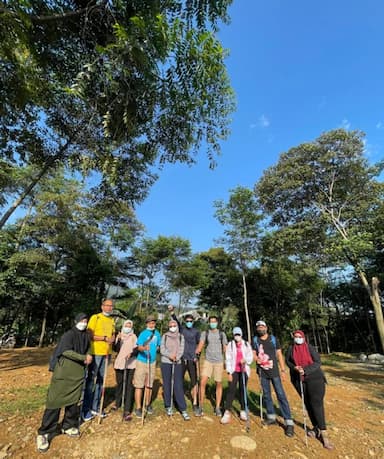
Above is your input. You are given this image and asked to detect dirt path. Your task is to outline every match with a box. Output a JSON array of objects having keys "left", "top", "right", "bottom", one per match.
[{"left": 0, "top": 348, "right": 383, "bottom": 459}]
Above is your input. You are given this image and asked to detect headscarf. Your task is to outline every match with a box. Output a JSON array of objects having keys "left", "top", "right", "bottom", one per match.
[
  {"left": 292, "top": 330, "right": 314, "bottom": 368},
  {"left": 163, "top": 320, "right": 180, "bottom": 356},
  {"left": 120, "top": 320, "right": 134, "bottom": 340}
]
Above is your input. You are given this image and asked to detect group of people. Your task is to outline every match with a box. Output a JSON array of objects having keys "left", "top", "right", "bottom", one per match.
[{"left": 36, "top": 299, "right": 334, "bottom": 453}]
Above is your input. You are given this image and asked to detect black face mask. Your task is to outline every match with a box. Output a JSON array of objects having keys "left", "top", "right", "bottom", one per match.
[{"left": 257, "top": 330, "right": 267, "bottom": 336}]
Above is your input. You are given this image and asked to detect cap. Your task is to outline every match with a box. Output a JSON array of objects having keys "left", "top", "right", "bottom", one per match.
[
  {"left": 145, "top": 315, "right": 157, "bottom": 323},
  {"left": 256, "top": 320, "right": 267, "bottom": 327},
  {"left": 232, "top": 327, "right": 243, "bottom": 336},
  {"left": 74, "top": 312, "right": 88, "bottom": 323}
]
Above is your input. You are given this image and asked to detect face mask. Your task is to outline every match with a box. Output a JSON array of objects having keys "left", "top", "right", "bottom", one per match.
[
  {"left": 294, "top": 337, "right": 304, "bottom": 345},
  {"left": 209, "top": 322, "right": 218, "bottom": 329},
  {"left": 257, "top": 329, "right": 267, "bottom": 336},
  {"left": 185, "top": 322, "right": 193, "bottom": 329},
  {"left": 76, "top": 322, "right": 87, "bottom": 331},
  {"left": 122, "top": 327, "right": 132, "bottom": 334},
  {"left": 147, "top": 325, "right": 155, "bottom": 331},
  {"left": 234, "top": 335, "right": 242, "bottom": 342},
  {"left": 169, "top": 326, "right": 178, "bottom": 333},
  {"left": 103, "top": 311, "right": 111, "bottom": 317}
]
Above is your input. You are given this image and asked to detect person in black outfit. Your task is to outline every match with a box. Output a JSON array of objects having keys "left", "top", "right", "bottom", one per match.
[
  {"left": 168, "top": 305, "right": 201, "bottom": 415},
  {"left": 285, "top": 330, "right": 334, "bottom": 450}
]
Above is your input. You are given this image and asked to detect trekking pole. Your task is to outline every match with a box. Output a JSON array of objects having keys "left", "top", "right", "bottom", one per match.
[
  {"left": 141, "top": 351, "right": 150, "bottom": 427},
  {"left": 241, "top": 366, "right": 250, "bottom": 433},
  {"left": 170, "top": 361, "right": 175, "bottom": 416},
  {"left": 98, "top": 354, "right": 109, "bottom": 425},
  {"left": 299, "top": 375, "right": 308, "bottom": 447},
  {"left": 121, "top": 357, "right": 128, "bottom": 422}
]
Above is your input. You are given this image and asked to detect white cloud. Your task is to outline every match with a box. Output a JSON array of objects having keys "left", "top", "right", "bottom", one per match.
[
  {"left": 340, "top": 118, "right": 351, "bottom": 130},
  {"left": 376, "top": 121, "right": 383, "bottom": 129},
  {"left": 258, "top": 114, "right": 270, "bottom": 128}
]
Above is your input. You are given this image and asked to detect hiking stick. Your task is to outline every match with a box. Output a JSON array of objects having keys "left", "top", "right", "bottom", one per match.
[
  {"left": 299, "top": 376, "right": 308, "bottom": 447},
  {"left": 241, "top": 367, "right": 250, "bottom": 433},
  {"left": 121, "top": 358, "right": 128, "bottom": 421},
  {"left": 98, "top": 354, "right": 109, "bottom": 425}
]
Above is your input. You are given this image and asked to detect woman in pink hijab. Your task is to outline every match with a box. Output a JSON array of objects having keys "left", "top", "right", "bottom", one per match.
[{"left": 285, "top": 330, "right": 334, "bottom": 450}]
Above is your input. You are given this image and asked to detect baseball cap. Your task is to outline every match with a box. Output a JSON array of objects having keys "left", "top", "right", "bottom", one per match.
[
  {"left": 256, "top": 320, "right": 267, "bottom": 327},
  {"left": 232, "top": 327, "right": 243, "bottom": 336}
]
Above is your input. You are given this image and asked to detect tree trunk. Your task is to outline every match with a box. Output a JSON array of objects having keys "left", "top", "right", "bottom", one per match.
[
  {"left": 241, "top": 271, "right": 251, "bottom": 343},
  {"left": 39, "top": 305, "right": 48, "bottom": 348},
  {"left": 357, "top": 272, "right": 384, "bottom": 353}
]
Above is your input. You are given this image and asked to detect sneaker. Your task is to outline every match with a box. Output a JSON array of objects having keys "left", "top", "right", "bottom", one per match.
[
  {"left": 146, "top": 405, "right": 154, "bottom": 415},
  {"left": 81, "top": 411, "right": 94, "bottom": 422},
  {"left": 181, "top": 411, "right": 190, "bottom": 421},
  {"left": 194, "top": 406, "right": 203, "bottom": 417},
  {"left": 135, "top": 408, "right": 143, "bottom": 418},
  {"left": 240, "top": 410, "right": 248, "bottom": 421},
  {"left": 123, "top": 413, "right": 133, "bottom": 421},
  {"left": 285, "top": 425, "right": 294, "bottom": 437},
  {"left": 307, "top": 428, "right": 318, "bottom": 438},
  {"left": 263, "top": 417, "right": 277, "bottom": 426},
  {"left": 220, "top": 411, "right": 231, "bottom": 424},
  {"left": 166, "top": 407, "right": 173, "bottom": 416},
  {"left": 91, "top": 410, "right": 107, "bottom": 418},
  {"left": 36, "top": 434, "right": 49, "bottom": 453},
  {"left": 214, "top": 407, "right": 222, "bottom": 416},
  {"left": 61, "top": 427, "right": 79, "bottom": 437}
]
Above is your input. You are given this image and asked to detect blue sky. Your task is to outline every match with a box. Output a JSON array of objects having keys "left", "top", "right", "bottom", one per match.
[{"left": 136, "top": 0, "right": 384, "bottom": 253}]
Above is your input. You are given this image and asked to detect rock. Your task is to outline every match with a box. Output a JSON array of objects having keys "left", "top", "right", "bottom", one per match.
[
  {"left": 367, "top": 353, "right": 384, "bottom": 364},
  {"left": 358, "top": 353, "right": 367, "bottom": 362},
  {"left": 230, "top": 435, "right": 257, "bottom": 451},
  {"left": 180, "top": 437, "right": 190, "bottom": 443},
  {"left": 202, "top": 416, "right": 214, "bottom": 422}
]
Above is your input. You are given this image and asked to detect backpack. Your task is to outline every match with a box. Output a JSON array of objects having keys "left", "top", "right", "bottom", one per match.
[{"left": 253, "top": 335, "right": 277, "bottom": 353}]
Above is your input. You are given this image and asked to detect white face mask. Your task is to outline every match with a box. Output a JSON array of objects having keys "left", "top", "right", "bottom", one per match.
[
  {"left": 234, "top": 335, "right": 242, "bottom": 342},
  {"left": 76, "top": 322, "right": 87, "bottom": 331},
  {"left": 103, "top": 311, "right": 111, "bottom": 317},
  {"left": 169, "top": 326, "right": 178, "bottom": 333},
  {"left": 122, "top": 327, "right": 132, "bottom": 334},
  {"left": 294, "top": 337, "right": 304, "bottom": 345}
]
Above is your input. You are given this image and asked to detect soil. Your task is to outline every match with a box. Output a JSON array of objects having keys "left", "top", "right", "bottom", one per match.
[{"left": 0, "top": 348, "right": 383, "bottom": 459}]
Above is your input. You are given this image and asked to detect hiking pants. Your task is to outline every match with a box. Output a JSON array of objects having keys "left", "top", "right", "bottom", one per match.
[
  {"left": 115, "top": 368, "right": 135, "bottom": 413},
  {"left": 261, "top": 375, "right": 292, "bottom": 420},
  {"left": 161, "top": 362, "right": 187, "bottom": 411},
  {"left": 225, "top": 371, "right": 248, "bottom": 411},
  {"left": 293, "top": 376, "right": 326, "bottom": 430},
  {"left": 38, "top": 404, "right": 79, "bottom": 435}
]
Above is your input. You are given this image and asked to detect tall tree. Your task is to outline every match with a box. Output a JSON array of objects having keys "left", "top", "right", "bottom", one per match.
[{"left": 256, "top": 129, "right": 384, "bottom": 351}]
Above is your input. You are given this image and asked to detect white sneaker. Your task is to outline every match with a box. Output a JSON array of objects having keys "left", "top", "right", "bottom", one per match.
[
  {"left": 220, "top": 410, "right": 231, "bottom": 424},
  {"left": 36, "top": 434, "right": 49, "bottom": 453},
  {"left": 62, "top": 427, "right": 80, "bottom": 437},
  {"left": 240, "top": 410, "right": 248, "bottom": 421}
]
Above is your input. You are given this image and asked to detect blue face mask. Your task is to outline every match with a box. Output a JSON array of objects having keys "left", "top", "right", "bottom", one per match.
[
  {"left": 185, "top": 322, "right": 193, "bottom": 329},
  {"left": 209, "top": 322, "right": 218, "bottom": 329}
]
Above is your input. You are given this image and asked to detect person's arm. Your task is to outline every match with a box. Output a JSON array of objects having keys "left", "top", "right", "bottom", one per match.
[
  {"left": 195, "top": 331, "right": 206, "bottom": 355},
  {"left": 302, "top": 345, "right": 322, "bottom": 375},
  {"left": 244, "top": 343, "right": 254, "bottom": 365}
]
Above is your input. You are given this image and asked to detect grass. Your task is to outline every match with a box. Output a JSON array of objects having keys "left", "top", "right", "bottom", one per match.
[{"left": 0, "top": 384, "right": 48, "bottom": 417}]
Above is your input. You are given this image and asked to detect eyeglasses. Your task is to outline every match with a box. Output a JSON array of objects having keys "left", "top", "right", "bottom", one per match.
[{"left": 185, "top": 321, "right": 193, "bottom": 323}]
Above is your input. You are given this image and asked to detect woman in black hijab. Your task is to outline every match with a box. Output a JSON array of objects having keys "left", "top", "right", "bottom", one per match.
[{"left": 36, "top": 313, "right": 92, "bottom": 453}]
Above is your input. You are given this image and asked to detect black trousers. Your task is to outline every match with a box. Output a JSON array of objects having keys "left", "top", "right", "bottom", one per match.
[
  {"left": 294, "top": 376, "right": 326, "bottom": 430},
  {"left": 38, "top": 403, "right": 79, "bottom": 435},
  {"left": 225, "top": 372, "right": 248, "bottom": 411},
  {"left": 115, "top": 368, "right": 135, "bottom": 413}
]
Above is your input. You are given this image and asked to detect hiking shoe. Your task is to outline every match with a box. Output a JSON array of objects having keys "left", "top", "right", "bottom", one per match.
[
  {"left": 135, "top": 409, "right": 143, "bottom": 418},
  {"left": 61, "top": 427, "right": 79, "bottom": 437},
  {"left": 146, "top": 405, "right": 154, "bottom": 415},
  {"left": 81, "top": 411, "right": 94, "bottom": 422},
  {"left": 91, "top": 410, "right": 107, "bottom": 418},
  {"left": 240, "top": 410, "right": 248, "bottom": 421},
  {"left": 36, "top": 434, "right": 49, "bottom": 453},
  {"left": 263, "top": 417, "right": 277, "bottom": 426},
  {"left": 123, "top": 413, "right": 132, "bottom": 421},
  {"left": 181, "top": 411, "right": 190, "bottom": 421},
  {"left": 194, "top": 406, "right": 203, "bottom": 417},
  {"left": 214, "top": 407, "right": 222, "bottom": 416},
  {"left": 307, "top": 428, "right": 318, "bottom": 438},
  {"left": 285, "top": 425, "right": 294, "bottom": 437},
  {"left": 166, "top": 407, "right": 173, "bottom": 416},
  {"left": 220, "top": 411, "right": 231, "bottom": 424}
]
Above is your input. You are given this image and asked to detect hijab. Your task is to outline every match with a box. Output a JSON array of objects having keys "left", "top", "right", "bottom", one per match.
[{"left": 292, "top": 330, "right": 314, "bottom": 367}]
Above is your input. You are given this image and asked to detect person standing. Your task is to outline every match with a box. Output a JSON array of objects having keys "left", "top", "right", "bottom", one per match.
[
  {"left": 196, "top": 316, "right": 227, "bottom": 416},
  {"left": 133, "top": 315, "right": 161, "bottom": 417},
  {"left": 81, "top": 298, "right": 115, "bottom": 421},
  {"left": 285, "top": 330, "right": 334, "bottom": 449},
  {"left": 221, "top": 327, "right": 253, "bottom": 424},
  {"left": 36, "top": 313, "right": 92, "bottom": 453},
  {"left": 112, "top": 319, "right": 137, "bottom": 421},
  {"left": 253, "top": 320, "right": 294, "bottom": 437},
  {"left": 168, "top": 305, "right": 201, "bottom": 415},
  {"left": 160, "top": 318, "right": 190, "bottom": 420}
]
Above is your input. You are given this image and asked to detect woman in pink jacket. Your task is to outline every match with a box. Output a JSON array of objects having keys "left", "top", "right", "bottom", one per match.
[{"left": 221, "top": 327, "right": 253, "bottom": 424}]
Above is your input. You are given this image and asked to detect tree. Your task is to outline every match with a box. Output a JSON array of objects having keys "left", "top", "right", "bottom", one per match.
[
  {"left": 0, "top": 0, "right": 235, "bottom": 227},
  {"left": 214, "top": 186, "right": 263, "bottom": 341},
  {"left": 256, "top": 129, "right": 384, "bottom": 352}
]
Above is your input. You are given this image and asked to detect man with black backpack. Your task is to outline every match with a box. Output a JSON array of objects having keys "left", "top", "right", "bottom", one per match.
[
  {"left": 253, "top": 320, "right": 295, "bottom": 437},
  {"left": 196, "top": 315, "right": 227, "bottom": 416}
]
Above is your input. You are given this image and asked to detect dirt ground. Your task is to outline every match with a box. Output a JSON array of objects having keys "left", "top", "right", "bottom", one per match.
[{"left": 0, "top": 348, "right": 383, "bottom": 459}]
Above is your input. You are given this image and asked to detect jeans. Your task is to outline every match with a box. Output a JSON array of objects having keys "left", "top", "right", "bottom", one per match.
[
  {"left": 261, "top": 375, "right": 292, "bottom": 421},
  {"left": 82, "top": 355, "right": 108, "bottom": 414}
]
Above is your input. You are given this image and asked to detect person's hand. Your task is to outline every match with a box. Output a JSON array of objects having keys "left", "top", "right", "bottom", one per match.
[
  {"left": 240, "top": 358, "right": 246, "bottom": 364},
  {"left": 167, "top": 305, "right": 175, "bottom": 313},
  {"left": 106, "top": 336, "right": 115, "bottom": 344},
  {"left": 85, "top": 354, "right": 93, "bottom": 365},
  {"left": 227, "top": 373, "right": 233, "bottom": 383},
  {"left": 170, "top": 354, "right": 177, "bottom": 361},
  {"left": 281, "top": 371, "right": 287, "bottom": 381}
]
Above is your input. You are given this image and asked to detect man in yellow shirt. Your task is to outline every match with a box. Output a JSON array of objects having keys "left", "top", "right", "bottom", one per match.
[{"left": 82, "top": 299, "right": 115, "bottom": 421}]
